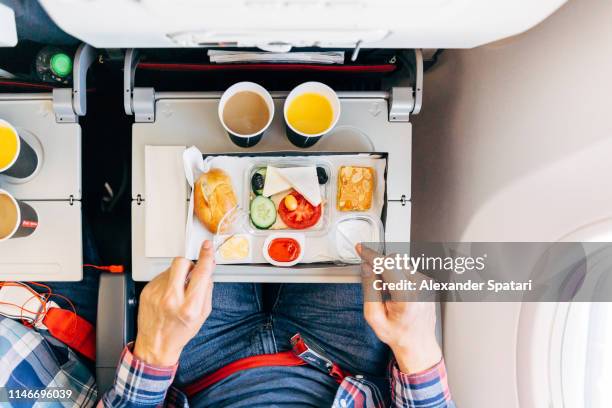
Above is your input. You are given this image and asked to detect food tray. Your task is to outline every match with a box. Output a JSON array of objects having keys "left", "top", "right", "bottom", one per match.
[
  {"left": 184, "top": 147, "right": 388, "bottom": 264},
  {"left": 244, "top": 157, "right": 332, "bottom": 236}
]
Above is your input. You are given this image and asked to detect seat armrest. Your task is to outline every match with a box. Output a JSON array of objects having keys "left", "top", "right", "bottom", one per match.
[{"left": 96, "top": 273, "right": 136, "bottom": 395}]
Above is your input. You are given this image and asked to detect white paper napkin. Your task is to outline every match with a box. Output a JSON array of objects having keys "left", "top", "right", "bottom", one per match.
[{"left": 144, "top": 145, "right": 187, "bottom": 257}]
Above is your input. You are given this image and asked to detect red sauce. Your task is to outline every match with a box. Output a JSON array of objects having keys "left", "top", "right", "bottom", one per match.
[{"left": 268, "top": 238, "right": 301, "bottom": 263}]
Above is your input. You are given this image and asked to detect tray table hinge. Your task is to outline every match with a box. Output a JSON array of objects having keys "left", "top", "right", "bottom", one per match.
[
  {"left": 388, "top": 49, "right": 423, "bottom": 122},
  {"left": 53, "top": 88, "right": 77, "bottom": 123},
  {"left": 133, "top": 88, "right": 156, "bottom": 123},
  {"left": 412, "top": 49, "right": 423, "bottom": 115},
  {"left": 52, "top": 43, "right": 96, "bottom": 124},
  {"left": 125, "top": 49, "right": 156, "bottom": 123},
  {"left": 389, "top": 87, "right": 414, "bottom": 122}
]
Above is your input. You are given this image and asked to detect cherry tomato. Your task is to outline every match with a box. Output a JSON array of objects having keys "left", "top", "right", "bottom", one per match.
[
  {"left": 284, "top": 194, "right": 298, "bottom": 211},
  {"left": 278, "top": 190, "right": 322, "bottom": 229}
]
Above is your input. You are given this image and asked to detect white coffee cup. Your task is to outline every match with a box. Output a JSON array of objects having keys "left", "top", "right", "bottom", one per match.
[
  {"left": 218, "top": 82, "right": 274, "bottom": 148},
  {"left": 0, "top": 189, "right": 39, "bottom": 241}
]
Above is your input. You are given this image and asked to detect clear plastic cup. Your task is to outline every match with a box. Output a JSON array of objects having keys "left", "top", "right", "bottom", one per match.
[{"left": 333, "top": 215, "right": 384, "bottom": 264}]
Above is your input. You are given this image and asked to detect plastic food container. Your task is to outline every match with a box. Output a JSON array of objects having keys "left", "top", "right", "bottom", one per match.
[
  {"left": 213, "top": 207, "right": 253, "bottom": 264},
  {"left": 333, "top": 215, "right": 384, "bottom": 264},
  {"left": 214, "top": 234, "right": 253, "bottom": 264},
  {"left": 262, "top": 232, "right": 305, "bottom": 267},
  {"left": 244, "top": 157, "right": 332, "bottom": 236}
]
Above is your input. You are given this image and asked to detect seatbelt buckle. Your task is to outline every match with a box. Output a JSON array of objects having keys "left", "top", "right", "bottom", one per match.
[
  {"left": 32, "top": 301, "right": 60, "bottom": 330},
  {"left": 0, "top": 283, "right": 58, "bottom": 329},
  {"left": 291, "top": 333, "right": 349, "bottom": 382}
]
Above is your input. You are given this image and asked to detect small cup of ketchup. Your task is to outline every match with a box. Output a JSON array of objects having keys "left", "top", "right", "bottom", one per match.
[{"left": 263, "top": 233, "right": 305, "bottom": 267}]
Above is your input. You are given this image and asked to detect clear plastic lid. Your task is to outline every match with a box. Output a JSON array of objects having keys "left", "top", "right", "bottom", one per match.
[
  {"left": 213, "top": 206, "right": 253, "bottom": 263},
  {"left": 333, "top": 215, "right": 384, "bottom": 264}
]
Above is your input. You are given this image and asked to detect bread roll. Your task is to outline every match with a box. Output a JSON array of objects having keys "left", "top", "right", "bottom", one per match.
[{"left": 194, "top": 169, "right": 237, "bottom": 233}]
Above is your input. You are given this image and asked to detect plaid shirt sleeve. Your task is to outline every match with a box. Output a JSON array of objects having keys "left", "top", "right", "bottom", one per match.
[
  {"left": 333, "top": 375, "right": 387, "bottom": 408},
  {"left": 0, "top": 316, "right": 98, "bottom": 407},
  {"left": 100, "top": 343, "right": 186, "bottom": 408},
  {"left": 390, "top": 359, "right": 454, "bottom": 408}
]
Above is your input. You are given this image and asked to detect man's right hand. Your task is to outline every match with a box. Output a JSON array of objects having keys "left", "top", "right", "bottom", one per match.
[
  {"left": 133, "top": 240, "right": 215, "bottom": 367},
  {"left": 357, "top": 244, "right": 442, "bottom": 375}
]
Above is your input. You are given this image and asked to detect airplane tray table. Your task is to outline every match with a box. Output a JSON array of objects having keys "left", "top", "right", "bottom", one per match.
[
  {"left": 0, "top": 96, "right": 82, "bottom": 281},
  {"left": 132, "top": 96, "right": 412, "bottom": 282},
  {"left": 0, "top": 98, "right": 81, "bottom": 200},
  {"left": 0, "top": 201, "right": 82, "bottom": 281}
]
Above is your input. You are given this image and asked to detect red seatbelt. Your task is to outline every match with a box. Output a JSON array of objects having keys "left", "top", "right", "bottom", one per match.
[
  {"left": 0, "top": 283, "right": 96, "bottom": 361},
  {"left": 182, "top": 333, "right": 351, "bottom": 397},
  {"left": 42, "top": 308, "right": 96, "bottom": 361},
  {"left": 183, "top": 351, "right": 306, "bottom": 397}
]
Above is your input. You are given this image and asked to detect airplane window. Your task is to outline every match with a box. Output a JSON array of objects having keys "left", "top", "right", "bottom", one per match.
[
  {"left": 558, "top": 225, "right": 612, "bottom": 407},
  {"left": 562, "top": 303, "right": 612, "bottom": 407},
  {"left": 583, "top": 303, "right": 612, "bottom": 407}
]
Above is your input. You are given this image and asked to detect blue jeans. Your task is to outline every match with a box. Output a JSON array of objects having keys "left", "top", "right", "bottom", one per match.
[{"left": 176, "top": 283, "right": 390, "bottom": 407}]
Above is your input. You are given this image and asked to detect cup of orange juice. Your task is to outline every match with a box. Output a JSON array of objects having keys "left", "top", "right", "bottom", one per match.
[
  {"left": 284, "top": 82, "right": 341, "bottom": 148},
  {"left": 0, "top": 119, "right": 39, "bottom": 180}
]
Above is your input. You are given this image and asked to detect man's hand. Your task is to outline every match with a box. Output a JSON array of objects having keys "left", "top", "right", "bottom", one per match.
[
  {"left": 133, "top": 240, "right": 215, "bottom": 367},
  {"left": 357, "top": 244, "right": 442, "bottom": 375}
]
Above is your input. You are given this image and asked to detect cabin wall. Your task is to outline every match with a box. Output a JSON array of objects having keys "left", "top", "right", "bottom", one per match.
[
  {"left": 413, "top": 0, "right": 612, "bottom": 243},
  {"left": 412, "top": 0, "right": 612, "bottom": 406}
]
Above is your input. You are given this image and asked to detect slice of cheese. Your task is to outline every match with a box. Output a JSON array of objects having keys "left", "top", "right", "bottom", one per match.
[
  {"left": 277, "top": 166, "right": 322, "bottom": 206},
  {"left": 218, "top": 235, "right": 250, "bottom": 261},
  {"left": 262, "top": 166, "right": 291, "bottom": 197}
]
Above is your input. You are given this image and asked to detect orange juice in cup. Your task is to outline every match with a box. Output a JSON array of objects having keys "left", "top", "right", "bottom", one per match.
[
  {"left": 0, "top": 123, "right": 19, "bottom": 171},
  {"left": 284, "top": 82, "right": 341, "bottom": 148},
  {"left": 0, "top": 119, "right": 39, "bottom": 179}
]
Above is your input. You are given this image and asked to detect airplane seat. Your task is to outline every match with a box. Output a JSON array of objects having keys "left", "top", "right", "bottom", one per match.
[{"left": 96, "top": 271, "right": 136, "bottom": 394}]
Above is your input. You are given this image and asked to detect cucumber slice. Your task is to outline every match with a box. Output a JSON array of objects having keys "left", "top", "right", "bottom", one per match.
[{"left": 250, "top": 195, "right": 276, "bottom": 229}]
